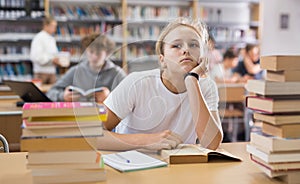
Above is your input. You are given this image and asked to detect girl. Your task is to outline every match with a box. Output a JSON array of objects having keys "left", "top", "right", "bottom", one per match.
[{"left": 99, "top": 17, "right": 223, "bottom": 151}]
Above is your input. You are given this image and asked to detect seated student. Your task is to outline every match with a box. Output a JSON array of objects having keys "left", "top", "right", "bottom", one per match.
[
  {"left": 207, "top": 33, "right": 223, "bottom": 71},
  {"left": 98, "top": 17, "right": 223, "bottom": 151},
  {"left": 210, "top": 49, "right": 239, "bottom": 83},
  {"left": 232, "top": 44, "right": 264, "bottom": 82},
  {"left": 46, "top": 33, "right": 126, "bottom": 103}
]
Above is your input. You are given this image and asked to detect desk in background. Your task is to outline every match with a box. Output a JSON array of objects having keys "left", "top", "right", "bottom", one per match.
[
  {"left": 0, "top": 98, "right": 22, "bottom": 151},
  {"left": 0, "top": 142, "right": 286, "bottom": 184},
  {"left": 0, "top": 84, "right": 52, "bottom": 151},
  {"left": 218, "top": 83, "right": 247, "bottom": 142}
]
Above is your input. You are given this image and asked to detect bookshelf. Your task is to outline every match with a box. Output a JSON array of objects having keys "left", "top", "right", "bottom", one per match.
[
  {"left": 123, "top": 0, "right": 259, "bottom": 72},
  {"left": 197, "top": 1, "right": 259, "bottom": 49},
  {"left": 0, "top": 0, "right": 44, "bottom": 82},
  {"left": 124, "top": 0, "right": 195, "bottom": 72},
  {"left": 45, "top": 0, "right": 123, "bottom": 67},
  {"left": 0, "top": 0, "right": 260, "bottom": 81}
]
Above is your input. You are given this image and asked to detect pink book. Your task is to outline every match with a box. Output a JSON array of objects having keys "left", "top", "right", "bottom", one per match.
[{"left": 22, "top": 102, "right": 107, "bottom": 118}]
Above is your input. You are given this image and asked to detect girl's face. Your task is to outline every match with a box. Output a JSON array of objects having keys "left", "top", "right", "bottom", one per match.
[
  {"left": 161, "top": 25, "right": 202, "bottom": 74},
  {"left": 86, "top": 49, "right": 106, "bottom": 69}
]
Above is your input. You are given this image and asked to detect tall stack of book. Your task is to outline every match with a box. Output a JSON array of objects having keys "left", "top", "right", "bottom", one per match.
[
  {"left": 245, "top": 55, "right": 300, "bottom": 184},
  {"left": 20, "top": 102, "right": 107, "bottom": 184}
]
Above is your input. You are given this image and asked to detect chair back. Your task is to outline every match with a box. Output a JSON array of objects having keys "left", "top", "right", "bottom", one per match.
[{"left": 0, "top": 134, "right": 9, "bottom": 153}]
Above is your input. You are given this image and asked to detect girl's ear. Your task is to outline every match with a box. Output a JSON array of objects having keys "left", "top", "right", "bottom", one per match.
[{"left": 159, "top": 54, "right": 167, "bottom": 68}]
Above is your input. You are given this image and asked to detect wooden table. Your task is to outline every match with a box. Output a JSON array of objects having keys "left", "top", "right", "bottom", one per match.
[{"left": 0, "top": 142, "right": 286, "bottom": 184}]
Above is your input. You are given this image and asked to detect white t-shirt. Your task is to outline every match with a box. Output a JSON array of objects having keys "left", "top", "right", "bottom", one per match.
[
  {"left": 104, "top": 69, "right": 219, "bottom": 144},
  {"left": 30, "top": 30, "right": 58, "bottom": 74},
  {"left": 210, "top": 63, "right": 233, "bottom": 81}
]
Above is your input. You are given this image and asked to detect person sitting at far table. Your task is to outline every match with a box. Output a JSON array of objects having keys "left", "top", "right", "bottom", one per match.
[
  {"left": 46, "top": 33, "right": 126, "bottom": 103},
  {"left": 210, "top": 49, "right": 239, "bottom": 83}
]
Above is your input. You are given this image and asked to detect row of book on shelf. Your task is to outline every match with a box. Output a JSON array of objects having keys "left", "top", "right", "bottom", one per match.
[
  {"left": 20, "top": 102, "right": 107, "bottom": 183},
  {"left": 0, "top": 62, "right": 32, "bottom": 77},
  {"left": 50, "top": 4, "right": 121, "bottom": 20},
  {"left": 56, "top": 22, "right": 122, "bottom": 40},
  {"left": 245, "top": 55, "right": 300, "bottom": 183}
]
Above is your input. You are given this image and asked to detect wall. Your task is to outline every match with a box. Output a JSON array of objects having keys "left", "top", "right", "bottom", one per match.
[
  {"left": 199, "top": 2, "right": 250, "bottom": 23},
  {"left": 260, "top": 0, "right": 300, "bottom": 56}
]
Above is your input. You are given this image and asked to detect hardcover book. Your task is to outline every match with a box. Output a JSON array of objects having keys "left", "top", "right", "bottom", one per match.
[
  {"left": 246, "top": 96, "right": 300, "bottom": 114},
  {"left": 160, "top": 144, "right": 241, "bottom": 164},
  {"left": 251, "top": 157, "right": 300, "bottom": 179},
  {"left": 245, "top": 79, "right": 300, "bottom": 96},
  {"left": 22, "top": 102, "right": 107, "bottom": 118},
  {"left": 246, "top": 144, "right": 300, "bottom": 163},
  {"left": 20, "top": 137, "right": 99, "bottom": 152},
  {"left": 266, "top": 70, "right": 300, "bottom": 82},
  {"left": 27, "top": 150, "right": 101, "bottom": 164},
  {"left": 21, "top": 125, "right": 103, "bottom": 138},
  {"left": 260, "top": 55, "right": 300, "bottom": 71},
  {"left": 250, "top": 132, "right": 300, "bottom": 153},
  {"left": 262, "top": 122, "right": 300, "bottom": 139},
  {"left": 32, "top": 168, "right": 106, "bottom": 184},
  {"left": 253, "top": 112, "right": 300, "bottom": 125},
  {"left": 23, "top": 115, "right": 104, "bottom": 129},
  {"left": 251, "top": 154, "right": 300, "bottom": 172}
]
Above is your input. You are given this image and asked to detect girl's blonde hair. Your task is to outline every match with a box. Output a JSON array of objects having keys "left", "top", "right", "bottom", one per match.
[{"left": 155, "top": 17, "right": 209, "bottom": 56}]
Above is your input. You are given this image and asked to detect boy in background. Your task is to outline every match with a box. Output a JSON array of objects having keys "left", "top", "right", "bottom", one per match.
[{"left": 47, "top": 33, "right": 126, "bottom": 103}]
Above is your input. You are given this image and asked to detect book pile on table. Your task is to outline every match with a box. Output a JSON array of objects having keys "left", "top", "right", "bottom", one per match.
[
  {"left": 245, "top": 55, "right": 300, "bottom": 184},
  {"left": 20, "top": 102, "right": 107, "bottom": 184}
]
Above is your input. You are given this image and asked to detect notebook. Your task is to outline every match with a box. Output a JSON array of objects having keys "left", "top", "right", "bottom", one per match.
[
  {"left": 3, "top": 80, "right": 52, "bottom": 103},
  {"left": 103, "top": 150, "right": 167, "bottom": 172}
]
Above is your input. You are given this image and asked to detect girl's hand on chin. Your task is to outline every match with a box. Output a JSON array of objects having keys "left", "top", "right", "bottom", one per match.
[{"left": 191, "top": 57, "right": 209, "bottom": 76}]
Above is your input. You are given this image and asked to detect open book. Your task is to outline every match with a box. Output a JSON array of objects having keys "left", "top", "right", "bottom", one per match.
[
  {"left": 103, "top": 150, "right": 167, "bottom": 172},
  {"left": 69, "top": 86, "right": 104, "bottom": 97},
  {"left": 161, "top": 144, "right": 242, "bottom": 164}
]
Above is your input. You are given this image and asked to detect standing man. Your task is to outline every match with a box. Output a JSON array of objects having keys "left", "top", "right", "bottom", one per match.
[{"left": 30, "top": 16, "right": 61, "bottom": 84}]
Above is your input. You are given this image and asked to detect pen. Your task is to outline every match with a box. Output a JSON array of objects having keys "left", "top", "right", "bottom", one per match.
[{"left": 115, "top": 153, "right": 130, "bottom": 163}]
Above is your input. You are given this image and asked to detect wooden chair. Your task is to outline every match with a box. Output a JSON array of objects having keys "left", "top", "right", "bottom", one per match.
[{"left": 218, "top": 83, "right": 246, "bottom": 142}]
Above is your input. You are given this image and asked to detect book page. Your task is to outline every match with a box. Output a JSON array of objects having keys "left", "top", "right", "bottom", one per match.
[
  {"left": 175, "top": 144, "right": 210, "bottom": 155},
  {"left": 69, "top": 86, "right": 104, "bottom": 97},
  {"left": 57, "top": 51, "right": 70, "bottom": 67}
]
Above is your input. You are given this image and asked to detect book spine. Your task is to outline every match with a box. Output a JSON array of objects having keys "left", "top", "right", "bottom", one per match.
[
  {"left": 20, "top": 137, "right": 98, "bottom": 152},
  {"left": 23, "top": 102, "right": 96, "bottom": 110}
]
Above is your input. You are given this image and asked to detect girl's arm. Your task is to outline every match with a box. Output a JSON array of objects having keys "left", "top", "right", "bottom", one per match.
[
  {"left": 184, "top": 59, "right": 223, "bottom": 150},
  {"left": 243, "top": 55, "right": 261, "bottom": 74},
  {"left": 97, "top": 107, "right": 182, "bottom": 151}
]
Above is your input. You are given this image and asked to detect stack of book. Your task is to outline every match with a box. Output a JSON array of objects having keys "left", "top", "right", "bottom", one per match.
[
  {"left": 20, "top": 102, "right": 107, "bottom": 183},
  {"left": 245, "top": 55, "right": 300, "bottom": 183}
]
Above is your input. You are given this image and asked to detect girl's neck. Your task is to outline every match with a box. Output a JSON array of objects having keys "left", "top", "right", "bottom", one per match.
[{"left": 161, "top": 71, "right": 186, "bottom": 94}]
